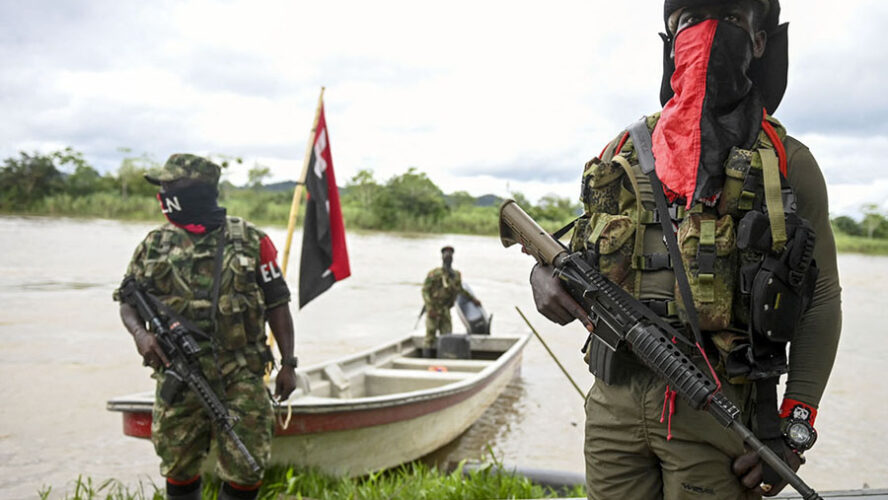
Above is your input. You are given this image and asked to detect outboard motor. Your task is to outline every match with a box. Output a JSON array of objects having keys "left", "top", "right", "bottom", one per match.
[{"left": 456, "top": 283, "right": 492, "bottom": 334}]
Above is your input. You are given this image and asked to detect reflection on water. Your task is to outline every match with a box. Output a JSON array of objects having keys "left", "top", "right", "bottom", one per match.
[
  {"left": 423, "top": 378, "right": 528, "bottom": 468},
  {"left": 0, "top": 215, "right": 885, "bottom": 498}
]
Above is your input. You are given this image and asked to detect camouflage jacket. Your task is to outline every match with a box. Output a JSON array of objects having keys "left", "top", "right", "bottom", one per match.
[
  {"left": 115, "top": 217, "right": 290, "bottom": 352},
  {"left": 421, "top": 267, "right": 475, "bottom": 311}
]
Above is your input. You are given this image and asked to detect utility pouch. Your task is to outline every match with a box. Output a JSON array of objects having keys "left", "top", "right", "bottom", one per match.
[
  {"left": 740, "top": 212, "right": 818, "bottom": 343},
  {"left": 159, "top": 369, "right": 186, "bottom": 405},
  {"left": 674, "top": 213, "right": 737, "bottom": 331}
]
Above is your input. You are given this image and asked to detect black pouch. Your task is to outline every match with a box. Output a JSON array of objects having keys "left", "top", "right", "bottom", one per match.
[{"left": 159, "top": 369, "right": 186, "bottom": 404}]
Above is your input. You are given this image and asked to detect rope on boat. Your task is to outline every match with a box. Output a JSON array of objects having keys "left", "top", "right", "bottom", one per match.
[{"left": 515, "top": 306, "right": 586, "bottom": 400}]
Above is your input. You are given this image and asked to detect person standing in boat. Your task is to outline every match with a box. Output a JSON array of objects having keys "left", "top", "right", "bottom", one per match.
[
  {"left": 421, "top": 245, "right": 481, "bottom": 357},
  {"left": 528, "top": 1, "right": 841, "bottom": 498},
  {"left": 113, "top": 154, "right": 297, "bottom": 500}
]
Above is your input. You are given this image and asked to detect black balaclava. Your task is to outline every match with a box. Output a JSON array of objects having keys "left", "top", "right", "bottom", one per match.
[
  {"left": 661, "top": 0, "right": 788, "bottom": 114},
  {"left": 651, "top": 19, "right": 764, "bottom": 206},
  {"left": 157, "top": 183, "right": 226, "bottom": 234}
]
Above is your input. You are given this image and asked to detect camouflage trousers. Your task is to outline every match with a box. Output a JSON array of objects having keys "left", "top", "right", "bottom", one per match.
[
  {"left": 424, "top": 307, "right": 452, "bottom": 348},
  {"left": 583, "top": 358, "right": 758, "bottom": 500},
  {"left": 151, "top": 350, "right": 274, "bottom": 485}
]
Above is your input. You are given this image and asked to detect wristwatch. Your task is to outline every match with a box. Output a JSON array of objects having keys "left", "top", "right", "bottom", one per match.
[
  {"left": 782, "top": 418, "right": 817, "bottom": 453},
  {"left": 280, "top": 356, "right": 299, "bottom": 368}
]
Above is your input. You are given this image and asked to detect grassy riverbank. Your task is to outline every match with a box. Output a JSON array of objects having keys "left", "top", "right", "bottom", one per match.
[
  {"left": 41, "top": 462, "right": 585, "bottom": 500},
  {"left": 3, "top": 190, "right": 888, "bottom": 254}
]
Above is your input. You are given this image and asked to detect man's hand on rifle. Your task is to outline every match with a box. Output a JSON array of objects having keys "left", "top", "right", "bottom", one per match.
[
  {"left": 732, "top": 445, "right": 803, "bottom": 497},
  {"left": 530, "top": 264, "right": 595, "bottom": 332},
  {"left": 134, "top": 329, "right": 170, "bottom": 370},
  {"left": 120, "top": 302, "right": 170, "bottom": 370}
]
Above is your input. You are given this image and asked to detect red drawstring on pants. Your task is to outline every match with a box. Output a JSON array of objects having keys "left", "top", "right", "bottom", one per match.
[{"left": 659, "top": 385, "right": 678, "bottom": 440}]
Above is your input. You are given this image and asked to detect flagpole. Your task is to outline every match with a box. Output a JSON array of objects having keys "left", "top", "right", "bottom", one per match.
[
  {"left": 268, "top": 86, "right": 325, "bottom": 358},
  {"left": 282, "top": 86, "right": 325, "bottom": 278}
]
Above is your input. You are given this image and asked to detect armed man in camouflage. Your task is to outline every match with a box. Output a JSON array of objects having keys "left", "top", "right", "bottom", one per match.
[
  {"left": 529, "top": 1, "right": 841, "bottom": 498},
  {"left": 421, "top": 246, "right": 480, "bottom": 356},
  {"left": 114, "top": 154, "right": 297, "bottom": 500}
]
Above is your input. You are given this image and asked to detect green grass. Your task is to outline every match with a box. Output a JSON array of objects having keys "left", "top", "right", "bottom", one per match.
[
  {"left": 833, "top": 232, "right": 888, "bottom": 256},
  {"left": 42, "top": 462, "right": 585, "bottom": 500}
]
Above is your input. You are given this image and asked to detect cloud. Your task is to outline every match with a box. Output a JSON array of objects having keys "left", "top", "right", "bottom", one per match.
[{"left": 1, "top": 0, "right": 887, "bottom": 209}]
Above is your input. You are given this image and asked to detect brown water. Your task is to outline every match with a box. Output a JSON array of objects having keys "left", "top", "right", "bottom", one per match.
[{"left": 0, "top": 215, "right": 884, "bottom": 498}]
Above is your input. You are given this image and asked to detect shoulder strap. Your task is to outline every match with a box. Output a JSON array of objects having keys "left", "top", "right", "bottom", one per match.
[
  {"left": 209, "top": 213, "right": 229, "bottom": 333},
  {"left": 227, "top": 216, "right": 246, "bottom": 253},
  {"left": 628, "top": 118, "right": 704, "bottom": 348}
]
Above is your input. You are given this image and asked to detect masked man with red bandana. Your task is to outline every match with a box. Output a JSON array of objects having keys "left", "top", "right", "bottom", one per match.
[
  {"left": 114, "top": 154, "right": 297, "bottom": 500},
  {"left": 529, "top": 1, "right": 841, "bottom": 498}
]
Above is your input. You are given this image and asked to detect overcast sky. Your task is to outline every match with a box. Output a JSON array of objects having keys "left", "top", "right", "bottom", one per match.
[{"left": 2, "top": 0, "right": 886, "bottom": 217}]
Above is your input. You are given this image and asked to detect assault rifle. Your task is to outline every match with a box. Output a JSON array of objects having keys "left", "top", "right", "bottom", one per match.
[
  {"left": 118, "top": 277, "right": 260, "bottom": 473},
  {"left": 499, "top": 200, "right": 821, "bottom": 500}
]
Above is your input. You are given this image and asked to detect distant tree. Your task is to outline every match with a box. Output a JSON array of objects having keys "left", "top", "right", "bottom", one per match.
[
  {"left": 116, "top": 148, "right": 160, "bottom": 200},
  {"left": 247, "top": 163, "right": 271, "bottom": 189},
  {"left": 861, "top": 204, "right": 887, "bottom": 239},
  {"left": 831, "top": 215, "right": 862, "bottom": 236},
  {"left": 447, "top": 190, "right": 475, "bottom": 209},
  {"left": 0, "top": 151, "right": 64, "bottom": 208},
  {"left": 536, "top": 194, "right": 580, "bottom": 220},
  {"left": 374, "top": 167, "right": 448, "bottom": 227},
  {"left": 345, "top": 169, "right": 381, "bottom": 210}
]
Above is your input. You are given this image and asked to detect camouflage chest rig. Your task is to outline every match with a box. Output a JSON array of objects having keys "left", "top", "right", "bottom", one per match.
[
  {"left": 141, "top": 217, "right": 269, "bottom": 356},
  {"left": 570, "top": 113, "right": 818, "bottom": 384}
]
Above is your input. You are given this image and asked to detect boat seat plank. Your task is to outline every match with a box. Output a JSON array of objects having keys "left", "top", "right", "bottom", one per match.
[
  {"left": 390, "top": 358, "right": 492, "bottom": 373},
  {"left": 364, "top": 367, "right": 470, "bottom": 396}
]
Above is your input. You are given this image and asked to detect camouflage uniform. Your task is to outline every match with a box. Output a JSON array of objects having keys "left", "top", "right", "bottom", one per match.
[
  {"left": 421, "top": 267, "right": 476, "bottom": 348},
  {"left": 574, "top": 115, "right": 841, "bottom": 499},
  {"left": 116, "top": 161, "right": 291, "bottom": 484}
]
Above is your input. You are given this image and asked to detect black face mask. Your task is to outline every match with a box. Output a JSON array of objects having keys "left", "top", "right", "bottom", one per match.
[
  {"left": 157, "top": 183, "right": 226, "bottom": 234},
  {"left": 652, "top": 20, "right": 764, "bottom": 206}
]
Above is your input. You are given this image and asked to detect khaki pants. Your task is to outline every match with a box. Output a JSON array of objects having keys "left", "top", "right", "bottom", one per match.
[{"left": 584, "top": 363, "right": 759, "bottom": 500}]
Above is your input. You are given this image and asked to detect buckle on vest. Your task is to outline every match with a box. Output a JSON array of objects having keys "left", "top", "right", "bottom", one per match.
[{"left": 636, "top": 253, "right": 672, "bottom": 271}]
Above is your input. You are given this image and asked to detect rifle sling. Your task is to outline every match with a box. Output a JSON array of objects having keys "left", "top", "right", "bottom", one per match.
[{"left": 627, "top": 118, "right": 704, "bottom": 347}]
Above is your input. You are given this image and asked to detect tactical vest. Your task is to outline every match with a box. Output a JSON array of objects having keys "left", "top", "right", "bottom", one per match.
[
  {"left": 142, "top": 217, "right": 267, "bottom": 352},
  {"left": 571, "top": 114, "right": 817, "bottom": 382}
]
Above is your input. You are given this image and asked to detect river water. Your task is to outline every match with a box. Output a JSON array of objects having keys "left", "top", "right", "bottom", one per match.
[{"left": 0, "top": 215, "right": 885, "bottom": 498}]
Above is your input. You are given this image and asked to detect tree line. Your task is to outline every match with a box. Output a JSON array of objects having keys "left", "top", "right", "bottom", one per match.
[{"left": 0, "top": 148, "right": 580, "bottom": 234}]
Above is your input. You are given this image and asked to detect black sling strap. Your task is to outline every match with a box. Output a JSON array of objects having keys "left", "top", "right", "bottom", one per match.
[{"left": 627, "top": 118, "right": 704, "bottom": 347}]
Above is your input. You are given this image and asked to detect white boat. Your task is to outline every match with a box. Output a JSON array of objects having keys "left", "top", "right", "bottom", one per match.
[{"left": 106, "top": 333, "right": 530, "bottom": 476}]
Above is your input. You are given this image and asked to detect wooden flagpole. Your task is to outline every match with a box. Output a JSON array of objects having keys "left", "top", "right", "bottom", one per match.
[{"left": 268, "top": 86, "right": 325, "bottom": 358}]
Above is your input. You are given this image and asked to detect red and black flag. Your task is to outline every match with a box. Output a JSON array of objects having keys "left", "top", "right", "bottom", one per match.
[{"left": 299, "top": 104, "right": 350, "bottom": 308}]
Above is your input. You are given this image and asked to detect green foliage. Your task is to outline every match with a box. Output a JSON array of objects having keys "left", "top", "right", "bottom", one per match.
[
  {"left": 373, "top": 168, "right": 449, "bottom": 229},
  {"left": 116, "top": 148, "right": 161, "bottom": 201},
  {"left": 834, "top": 232, "right": 888, "bottom": 255},
  {"left": 0, "top": 151, "right": 65, "bottom": 208},
  {"left": 831, "top": 215, "right": 862, "bottom": 237},
  {"left": 247, "top": 163, "right": 271, "bottom": 189}
]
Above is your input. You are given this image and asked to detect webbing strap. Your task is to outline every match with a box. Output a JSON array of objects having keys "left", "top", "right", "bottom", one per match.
[
  {"left": 628, "top": 118, "right": 703, "bottom": 347},
  {"left": 209, "top": 222, "right": 227, "bottom": 335},
  {"left": 629, "top": 118, "right": 703, "bottom": 346},
  {"left": 760, "top": 148, "right": 787, "bottom": 253}
]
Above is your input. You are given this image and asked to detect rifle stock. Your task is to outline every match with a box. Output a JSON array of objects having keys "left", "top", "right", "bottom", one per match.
[{"left": 498, "top": 200, "right": 822, "bottom": 500}]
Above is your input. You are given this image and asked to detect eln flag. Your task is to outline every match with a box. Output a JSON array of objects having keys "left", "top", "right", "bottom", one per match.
[{"left": 298, "top": 104, "right": 351, "bottom": 308}]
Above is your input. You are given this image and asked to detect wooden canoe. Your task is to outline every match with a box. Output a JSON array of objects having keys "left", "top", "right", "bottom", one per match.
[{"left": 106, "top": 333, "right": 530, "bottom": 476}]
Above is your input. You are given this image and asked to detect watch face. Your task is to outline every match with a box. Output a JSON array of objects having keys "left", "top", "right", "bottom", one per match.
[
  {"left": 788, "top": 422, "right": 811, "bottom": 443},
  {"left": 784, "top": 418, "right": 817, "bottom": 451}
]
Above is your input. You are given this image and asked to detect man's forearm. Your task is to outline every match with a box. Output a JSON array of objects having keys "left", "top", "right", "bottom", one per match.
[
  {"left": 267, "top": 304, "right": 295, "bottom": 360},
  {"left": 120, "top": 302, "right": 148, "bottom": 338}
]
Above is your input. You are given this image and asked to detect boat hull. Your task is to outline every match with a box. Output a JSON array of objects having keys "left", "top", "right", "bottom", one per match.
[{"left": 108, "top": 333, "right": 529, "bottom": 476}]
